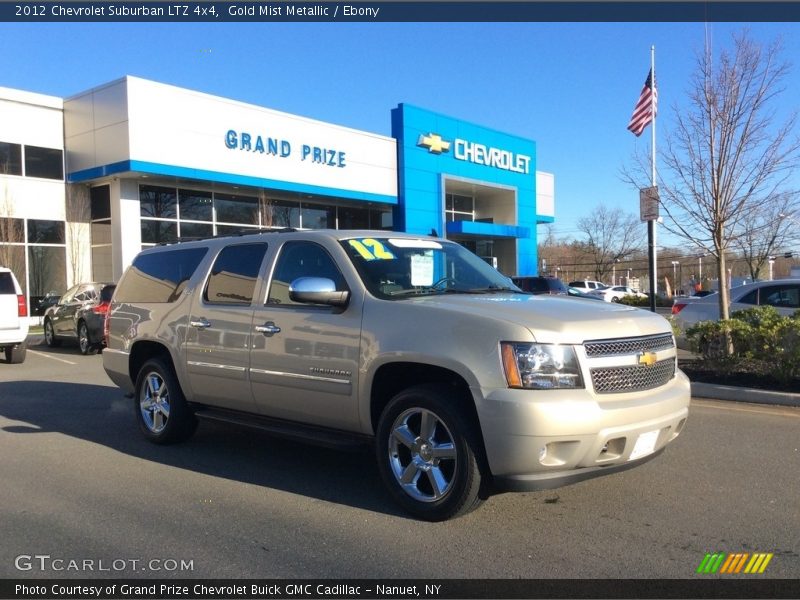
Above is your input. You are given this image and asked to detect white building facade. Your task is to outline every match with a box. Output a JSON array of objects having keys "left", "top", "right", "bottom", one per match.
[{"left": 1, "top": 76, "right": 555, "bottom": 319}]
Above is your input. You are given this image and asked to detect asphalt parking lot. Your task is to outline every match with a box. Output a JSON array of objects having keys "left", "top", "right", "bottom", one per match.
[{"left": 1, "top": 345, "right": 798, "bottom": 580}]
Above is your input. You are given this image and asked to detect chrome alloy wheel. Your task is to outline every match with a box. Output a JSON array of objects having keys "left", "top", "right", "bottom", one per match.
[
  {"left": 44, "top": 321, "right": 54, "bottom": 345},
  {"left": 139, "top": 372, "right": 171, "bottom": 434},
  {"left": 78, "top": 323, "right": 90, "bottom": 353},
  {"left": 388, "top": 407, "right": 458, "bottom": 503}
]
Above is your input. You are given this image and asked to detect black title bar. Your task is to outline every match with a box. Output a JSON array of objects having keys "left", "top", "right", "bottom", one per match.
[
  {"left": 5, "top": 2, "right": 800, "bottom": 22},
  {"left": 3, "top": 579, "right": 800, "bottom": 600}
]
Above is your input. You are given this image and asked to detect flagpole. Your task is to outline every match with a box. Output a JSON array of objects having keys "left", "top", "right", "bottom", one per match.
[{"left": 648, "top": 45, "right": 658, "bottom": 312}]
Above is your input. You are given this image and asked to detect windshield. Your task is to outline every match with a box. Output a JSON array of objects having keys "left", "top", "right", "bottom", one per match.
[{"left": 341, "top": 237, "right": 521, "bottom": 299}]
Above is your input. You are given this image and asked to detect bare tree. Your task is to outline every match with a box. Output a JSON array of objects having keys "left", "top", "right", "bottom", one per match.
[
  {"left": 734, "top": 192, "right": 800, "bottom": 280},
  {"left": 65, "top": 183, "right": 91, "bottom": 284},
  {"left": 0, "top": 167, "right": 25, "bottom": 281},
  {"left": 257, "top": 190, "right": 273, "bottom": 229},
  {"left": 655, "top": 32, "right": 800, "bottom": 321},
  {"left": 575, "top": 205, "right": 643, "bottom": 281}
]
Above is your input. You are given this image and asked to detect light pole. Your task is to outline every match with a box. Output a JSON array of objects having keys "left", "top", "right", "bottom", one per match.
[
  {"left": 671, "top": 261, "right": 680, "bottom": 294},
  {"left": 768, "top": 256, "right": 776, "bottom": 280}
]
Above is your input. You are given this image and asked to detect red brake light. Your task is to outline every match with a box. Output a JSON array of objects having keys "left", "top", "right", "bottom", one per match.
[
  {"left": 672, "top": 303, "right": 686, "bottom": 315},
  {"left": 92, "top": 301, "right": 110, "bottom": 315},
  {"left": 17, "top": 295, "right": 27, "bottom": 317}
]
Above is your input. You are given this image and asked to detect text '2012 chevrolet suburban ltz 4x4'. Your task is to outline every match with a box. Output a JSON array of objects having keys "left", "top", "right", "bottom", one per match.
[{"left": 103, "top": 229, "right": 690, "bottom": 521}]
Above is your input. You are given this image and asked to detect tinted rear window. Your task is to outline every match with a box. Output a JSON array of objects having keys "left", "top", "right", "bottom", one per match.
[
  {"left": 204, "top": 243, "right": 268, "bottom": 305},
  {"left": 0, "top": 272, "right": 16, "bottom": 294},
  {"left": 100, "top": 285, "right": 116, "bottom": 303},
  {"left": 115, "top": 247, "right": 208, "bottom": 303}
]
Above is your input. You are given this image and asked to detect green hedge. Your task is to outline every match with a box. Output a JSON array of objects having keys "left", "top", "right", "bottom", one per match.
[
  {"left": 617, "top": 295, "right": 671, "bottom": 308},
  {"left": 684, "top": 306, "right": 800, "bottom": 383}
]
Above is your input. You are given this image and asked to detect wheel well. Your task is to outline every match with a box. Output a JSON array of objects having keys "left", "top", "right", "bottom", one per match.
[
  {"left": 129, "top": 341, "right": 173, "bottom": 384},
  {"left": 370, "top": 362, "right": 478, "bottom": 433}
]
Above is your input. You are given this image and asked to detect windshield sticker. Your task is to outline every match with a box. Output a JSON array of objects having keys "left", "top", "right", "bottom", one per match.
[
  {"left": 388, "top": 239, "right": 442, "bottom": 249},
  {"left": 410, "top": 252, "right": 435, "bottom": 287},
  {"left": 348, "top": 239, "right": 396, "bottom": 261}
]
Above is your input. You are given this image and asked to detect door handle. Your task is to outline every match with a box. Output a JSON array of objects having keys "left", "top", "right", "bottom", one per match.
[
  {"left": 255, "top": 322, "right": 281, "bottom": 336},
  {"left": 190, "top": 318, "right": 211, "bottom": 329}
]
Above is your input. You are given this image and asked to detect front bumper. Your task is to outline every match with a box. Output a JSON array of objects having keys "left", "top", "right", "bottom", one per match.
[{"left": 475, "top": 370, "right": 691, "bottom": 490}]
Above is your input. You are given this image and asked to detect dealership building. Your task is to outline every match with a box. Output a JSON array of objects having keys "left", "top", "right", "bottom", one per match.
[{"left": 0, "top": 76, "right": 554, "bottom": 315}]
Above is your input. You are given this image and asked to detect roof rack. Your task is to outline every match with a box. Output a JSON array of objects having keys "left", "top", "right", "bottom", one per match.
[{"left": 154, "top": 227, "right": 299, "bottom": 246}]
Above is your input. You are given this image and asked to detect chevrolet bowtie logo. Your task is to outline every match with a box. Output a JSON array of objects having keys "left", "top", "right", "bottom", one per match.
[
  {"left": 417, "top": 133, "right": 451, "bottom": 154},
  {"left": 637, "top": 352, "right": 658, "bottom": 367}
]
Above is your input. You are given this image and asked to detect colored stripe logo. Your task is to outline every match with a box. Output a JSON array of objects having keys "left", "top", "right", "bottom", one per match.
[{"left": 697, "top": 552, "right": 773, "bottom": 574}]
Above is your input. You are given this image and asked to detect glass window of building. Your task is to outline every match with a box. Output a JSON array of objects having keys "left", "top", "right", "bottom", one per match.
[
  {"left": 27, "top": 220, "right": 64, "bottom": 244},
  {"left": 179, "top": 189, "right": 213, "bottom": 222},
  {"left": 0, "top": 142, "right": 22, "bottom": 175},
  {"left": 215, "top": 224, "right": 258, "bottom": 237},
  {"left": 141, "top": 185, "right": 177, "bottom": 219},
  {"left": 204, "top": 243, "right": 268, "bottom": 305},
  {"left": 0, "top": 246, "right": 25, "bottom": 296},
  {"left": 27, "top": 246, "right": 66, "bottom": 310},
  {"left": 141, "top": 220, "right": 177, "bottom": 245},
  {"left": 0, "top": 217, "right": 24, "bottom": 243},
  {"left": 179, "top": 222, "right": 214, "bottom": 240},
  {"left": 24, "top": 145, "right": 64, "bottom": 180},
  {"left": 338, "top": 206, "right": 370, "bottom": 229},
  {"left": 90, "top": 185, "right": 111, "bottom": 220},
  {"left": 90, "top": 185, "right": 113, "bottom": 282},
  {"left": 300, "top": 204, "right": 335, "bottom": 229},
  {"left": 215, "top": 193, "right": 258, "bottom": 225},
  {"left": 269, "top": 200, "right": 301, "bottom": 229},
  {"left": 445, "top": 193, "right": 475, "bottom": 222}
]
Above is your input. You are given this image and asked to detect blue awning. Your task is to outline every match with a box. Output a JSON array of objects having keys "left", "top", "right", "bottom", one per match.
[{"left": 445, "top": 220, "right": 530, "bottom": 239}]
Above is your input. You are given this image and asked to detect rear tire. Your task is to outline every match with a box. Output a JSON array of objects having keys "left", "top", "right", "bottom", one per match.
[
  {"left": 134, "top": 358, "right": 197, "bottom": 444},
  {"left": 375, "top": 384, "right": 485, "bottom": 521},
  {"left": 78, "top": 321, "right": 95, "bottom": 355},
  {"left": 5, "top": 342, "right": 27, "bottom": 364}
]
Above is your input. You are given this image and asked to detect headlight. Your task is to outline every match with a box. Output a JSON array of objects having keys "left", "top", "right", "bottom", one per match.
[{"left": 501, "top": 342, "right": 584, "bottom": 390}]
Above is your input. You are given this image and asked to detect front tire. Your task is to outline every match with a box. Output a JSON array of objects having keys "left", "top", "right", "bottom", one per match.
[
  {"left": 375, "top": 384, "right": 485, "bottom": 521},
  {"left": 134, "top": 358, "right": 197, "bottom": 444},
  {"left": 44, "top": 319, "right": 61, "bottom": 347}
]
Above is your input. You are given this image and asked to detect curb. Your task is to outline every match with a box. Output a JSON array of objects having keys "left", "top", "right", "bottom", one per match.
[{"left": 691, "top": 382, "right": 800, "bottom": 408}]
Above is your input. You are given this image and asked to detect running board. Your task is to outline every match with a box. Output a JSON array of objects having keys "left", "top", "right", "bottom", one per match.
[{"left": 192, "top": 407, "right": 372, "bottom": 451}]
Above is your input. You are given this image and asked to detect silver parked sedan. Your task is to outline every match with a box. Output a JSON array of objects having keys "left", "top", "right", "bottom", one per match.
[{"left": 672, "top": 278, "right": 800, "bottom": 331}]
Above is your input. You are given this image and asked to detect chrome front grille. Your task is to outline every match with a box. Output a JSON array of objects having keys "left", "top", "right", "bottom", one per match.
[
  {"left": 584, "top": 333, "right": 674, "bottom": 358},
  {"left": 590, "top": 359, "right": 676, "bottom": 394}
]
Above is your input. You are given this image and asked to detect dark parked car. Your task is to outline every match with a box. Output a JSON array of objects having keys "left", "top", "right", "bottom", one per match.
[
  {"left": 44, "top": 282, "right": 115, "bottom": 354},
  {"left": 512, "top": 276, "right": 568, "bottom": 295}
]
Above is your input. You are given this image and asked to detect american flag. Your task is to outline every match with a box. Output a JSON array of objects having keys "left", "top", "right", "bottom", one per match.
[{"left": 627, "top": 69, "right": 657, "bottom": 137}]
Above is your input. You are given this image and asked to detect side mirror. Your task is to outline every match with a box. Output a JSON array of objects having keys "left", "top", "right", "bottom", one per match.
[{"left": 289, "top": 277, "right": 349, "bottom": 307}]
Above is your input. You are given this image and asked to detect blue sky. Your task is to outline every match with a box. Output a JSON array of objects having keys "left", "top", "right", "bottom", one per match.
[{"left": 2, "top": 21, "right": 799, "bottom": 246}]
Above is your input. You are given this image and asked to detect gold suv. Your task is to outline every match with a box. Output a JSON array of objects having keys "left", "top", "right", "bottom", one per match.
[{"left": 104, "top": 230, "right": 690, "bottom": 521}]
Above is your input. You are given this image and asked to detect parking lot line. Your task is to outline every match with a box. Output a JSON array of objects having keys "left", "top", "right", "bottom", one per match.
[{"left": 28, "top": 349, "right": 78, "bottom": 366}]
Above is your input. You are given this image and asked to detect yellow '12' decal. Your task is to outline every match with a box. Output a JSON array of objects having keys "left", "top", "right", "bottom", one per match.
[{"left": 348, "top": 239, "right": 395, "bottom": 260}]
